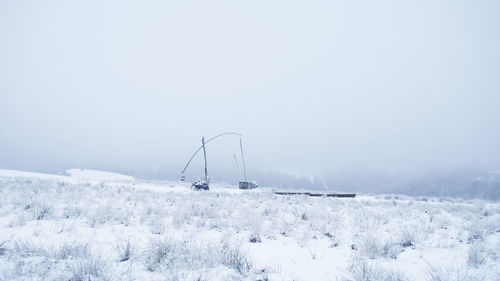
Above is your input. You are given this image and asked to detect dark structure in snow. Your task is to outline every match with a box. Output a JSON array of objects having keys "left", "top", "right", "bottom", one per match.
[
  {"left": 239, "top": 181, "right": 258, "bottom": 190},
  {"left": 274, "top": 191, "right": 356, "bottom": 198},
  {"left": 180, "top": 132, "right": 258, "bottom": 190}
]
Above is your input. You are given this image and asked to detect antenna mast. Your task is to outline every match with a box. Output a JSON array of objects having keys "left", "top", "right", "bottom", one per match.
[
  {"left": 239, "top": 137, "right": 247, "bottom": 181},
  {"left": 202, "top": 137, "right": 208, "bottom": 181},
  {"left": 233, "top": 153, "right": 240, "bottom": 176}
]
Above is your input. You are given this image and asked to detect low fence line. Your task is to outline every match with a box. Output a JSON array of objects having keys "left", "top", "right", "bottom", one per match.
[{"left": 274, "top": 192, "right": 356, "bottom": 198}]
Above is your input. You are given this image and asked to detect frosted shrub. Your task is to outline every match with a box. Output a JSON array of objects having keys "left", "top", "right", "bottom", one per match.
[
  {"left": 116, "top": 240, "right": 134, "bottom": 262},
  {"left": 382, "top": 242, "right": 402, "bottom": 260},
  {"left": 112, "top": 207, "right": 131, "bottom": 226},
  {"left": 399, "top": 227, "right": 415, "bottom": 248},
  {"left": 467, "top": 222, "right": 485, "bottom": 243},
  {"left": 13, "top": 241, "right": 47, "bottom": 257},
  {"left": 88, "top": 206, "right": 108, "bottom": 227},
  {"left": 348, "top": 259, "right": 378, "bottom": 281},
  {"left": 142, "top": 237, "right": 253, "bottom": 274},
  {"left": 249, "top": 232, "right": 262, "bottom": 243},
  {"left": 468, "top": 243, "right": 486, "bottom": 268},
  {"left": 348, "top": 258, "right": 408, "bottom": 281},
  {"left": 51, "top": 242, "right": 90, "bottom": 260},
  {"left": 262, "top": 206, "right": 275, "bottom": 217},
  {"left": 314, "top": 213, "right": 339, "bottom": 236},
  {"left": 26, "top": 200, "right": 53, "bottom": 220},
  {"left": 243, "top": 211, "right": 263, "bottom": 243},
  {"left": 13, "top": 240, "right": 91, "bottom": 261},
  {"left": 352, "top": 209, "right": 376, "bottom": 233},
  {"left": 62, "top": 205, "right": 83, "bottom": 219},
  {"left": 356, "top": 234, "right": 399, "bottom": 259},
  {"left": 143, "top": 237, "right": 177, "bottom": 272},
  {"left": 220, "top": 240, "right": 253, "bottom": 274},
  {"left": 149, "top": 214, "right": 167, "bottom": 235},
  {"left": 426, "top": 265, "right": 485, "bottom": 281},
  {"left": 172, "top": 207, "right": 192, "bottom": 228},
  {"left": 69, "top": 256, "right": 109, "bottom": 281},
  {"left": 359, "top": 235, "right": 382, "bottom": 259},
  {"left": 0, "top": 235, "right": 12, "bottom": 256},
  {"left": 432, "top": 213, "right": 452, "bottom": 230}
]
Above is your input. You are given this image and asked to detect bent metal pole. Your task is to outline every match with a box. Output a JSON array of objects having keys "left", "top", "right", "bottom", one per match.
[{"left": 180, "top": 132, "right": 242, "bottom": 177}]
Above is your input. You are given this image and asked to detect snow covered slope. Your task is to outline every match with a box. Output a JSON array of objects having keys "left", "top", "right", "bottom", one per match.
[
  {"left": 0, "top": 169, "right": 499, "bottom": 281},
  {"left": 65, "top": 169, "right": 134, "bottom": 182},
  {"left": 0, "top": 169, "right": 134, "bottom": 183},
  {"left": 0, "top": 169, "right": 72, "bottom": 182}
]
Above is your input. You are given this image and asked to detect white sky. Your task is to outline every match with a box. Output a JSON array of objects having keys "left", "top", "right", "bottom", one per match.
[{"left": 1, "top": 0, "right": 499, "bottom": 180}]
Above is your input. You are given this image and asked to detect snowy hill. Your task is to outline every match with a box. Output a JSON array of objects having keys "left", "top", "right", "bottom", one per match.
[
  {"left": 65, "top": 169, "right": 135, "bottom": 182},
  {"left": 0, "top": 169, "right": 499, "bottom": 281},
  {"left": 0, "top": 169, "right": 134, "bottom": 183}
]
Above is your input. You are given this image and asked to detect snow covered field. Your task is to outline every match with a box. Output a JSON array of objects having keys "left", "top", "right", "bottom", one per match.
[{"left": 0, "top": 169, "right": 499, "bottom": 281}]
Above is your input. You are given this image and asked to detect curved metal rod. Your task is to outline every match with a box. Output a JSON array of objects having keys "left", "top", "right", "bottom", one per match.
[{"left": 180, "top": 132, "right": 242, "bottom": 176}]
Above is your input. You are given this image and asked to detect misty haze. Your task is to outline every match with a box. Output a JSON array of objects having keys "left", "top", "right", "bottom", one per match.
[{"left": 1, "top": 1, "right": 499, "bottom": 281}]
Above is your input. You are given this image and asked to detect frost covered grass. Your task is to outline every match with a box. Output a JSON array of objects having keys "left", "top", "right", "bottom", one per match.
[
  {"left": 348, "top": 258, "right": 408, "bottom": 281},
  {"left": 0, "top": 172, "right": 499, "bottom": 280}
]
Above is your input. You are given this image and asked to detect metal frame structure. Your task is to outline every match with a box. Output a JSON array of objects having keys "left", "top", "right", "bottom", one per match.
[
  {"left": 180, "top": 132, "right": 257, "bottom": 190},
  {"left": 180, "top": 132, "right": 242, "bottom": 182}
]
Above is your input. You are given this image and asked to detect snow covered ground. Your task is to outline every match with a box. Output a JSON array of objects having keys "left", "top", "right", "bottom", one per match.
[{"left": 0, "top": 169, "right": 499, "bottom": 281}]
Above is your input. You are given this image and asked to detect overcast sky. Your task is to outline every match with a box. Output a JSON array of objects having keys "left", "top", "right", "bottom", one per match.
[{"left": 1, "top": 0, "right": 499, "bottom": 182}]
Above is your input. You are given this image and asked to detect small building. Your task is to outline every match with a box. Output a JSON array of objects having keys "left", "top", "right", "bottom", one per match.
[{"left": 239, "top": 181, "right": 258, "bottom": 189}]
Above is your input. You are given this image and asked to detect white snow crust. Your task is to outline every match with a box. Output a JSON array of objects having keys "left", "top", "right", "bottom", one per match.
[
  {"left": 0, "top": 169, "right": 499, "bottom": 281},
  {"left": 65, "top": 169, "right": 134, "bottom": 182}
]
